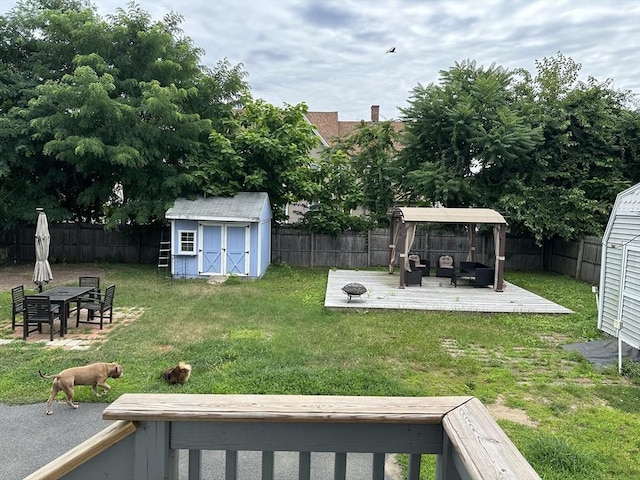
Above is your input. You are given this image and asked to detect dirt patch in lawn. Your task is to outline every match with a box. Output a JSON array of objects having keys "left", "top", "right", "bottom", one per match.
[
  {"left": 0, "top": 263, "right": 107, "bottom": 292},
  {"left": 1, "top": 307, "right": 144, "bottom": 350},
  {"left": 486, "top": 394, "right": 538, "bottom": 427}
]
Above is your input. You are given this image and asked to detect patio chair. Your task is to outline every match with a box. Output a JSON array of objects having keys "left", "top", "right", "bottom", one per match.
[
  {"left": 409, "top": 254, "right": 430, "bottom": 276},
  {"left": 405, "top": 268, "right": 423, "bottom": 286},
  {"left": 436, "top": 255, "right": 455, "bottom": 278},
  {"left": 23, "top": 296, "right": 61, "bottom": 341},
  {"left": 11, "top": 285, "right": 25, "bottom": 330},
  {"left": 76, "top": 276, "right": 101, "bottom": 311},
  {"left": 77, "top": 284, "right": 115, "bottom": 330}
]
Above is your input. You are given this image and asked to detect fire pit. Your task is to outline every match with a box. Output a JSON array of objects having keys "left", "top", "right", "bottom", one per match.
[{"left": 341, "top": 282, "right": 367, "bottom": 302}]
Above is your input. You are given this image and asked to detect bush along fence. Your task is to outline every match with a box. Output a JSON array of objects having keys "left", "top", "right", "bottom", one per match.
[{"left": 0, "top": 224, "right": 601, "bottom": 285}]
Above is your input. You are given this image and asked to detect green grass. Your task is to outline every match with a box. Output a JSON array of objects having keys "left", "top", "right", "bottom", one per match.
[{"left": 0, "top": 264, "right": 639, "bottom": 479}]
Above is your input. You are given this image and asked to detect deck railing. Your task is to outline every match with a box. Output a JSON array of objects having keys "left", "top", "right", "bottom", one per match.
[{"left": 25, "top": 394, "right": 540, "bottom": 480}]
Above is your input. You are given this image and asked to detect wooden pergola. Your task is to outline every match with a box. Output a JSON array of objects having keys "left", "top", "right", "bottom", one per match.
[{"left": 389, "top": 207, "right": 508, "bottom": 291}]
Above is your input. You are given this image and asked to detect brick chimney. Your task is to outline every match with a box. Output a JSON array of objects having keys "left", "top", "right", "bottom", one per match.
[{"left": 371, "top": 105, "right": 380, "bottom": 122}]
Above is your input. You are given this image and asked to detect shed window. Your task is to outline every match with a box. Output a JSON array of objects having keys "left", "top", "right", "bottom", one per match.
[{"left": 178, "top": 230, "right": 197, "bottom": 255}]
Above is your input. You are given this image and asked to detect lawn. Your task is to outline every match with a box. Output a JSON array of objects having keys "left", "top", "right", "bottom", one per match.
[{"left": 0, "top": 264, "right": 639, "bottom": 479}]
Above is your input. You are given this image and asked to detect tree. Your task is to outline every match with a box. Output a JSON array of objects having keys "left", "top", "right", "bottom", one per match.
[
  {"left": 187, "top": 100, "right": 318, "bottom": 223},
  {"left": 505, "top": 53, "right": 637, "bottom": 240},
  {"left": 399, "top": 61, "right": 541, "bottom": 209},
  {"left": 329, "top": 121, "right": 402, "bottom": 226},
  {"left": 400, "top": 55, "right": 639, "bottom": 243},
  {"left": 0, "top": 0, "right": 248, "bottom": 227},
  {"left": 298, "top": 148, "right": 369, "bottom": 235}
]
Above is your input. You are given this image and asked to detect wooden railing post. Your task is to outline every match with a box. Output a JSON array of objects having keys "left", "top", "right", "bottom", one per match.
[{"left": 134, "top": 420, "right": 178, "bottom": 480}]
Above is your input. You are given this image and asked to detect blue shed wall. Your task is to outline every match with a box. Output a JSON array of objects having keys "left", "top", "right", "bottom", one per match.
[
  {"left": 259, "top": 200, "right": 272, "bottom": 276},
  {"left": 171, "top": 219, "right": 200, "bottom": 278}
]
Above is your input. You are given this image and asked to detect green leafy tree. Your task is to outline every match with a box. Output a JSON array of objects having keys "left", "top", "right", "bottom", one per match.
[
  {"left": 506, "top": 53, "right": 637, "bottom": 240},
  {"left": 400, "top": 55, "right": 639, "bottom": 243},
  {"left": 0, "top": 0, "right": 248, "bottom": 227},
  {"left": 400, "top": 60, "right": 541, "bottom": 208},
  {"left": 190, "top": 100, "right": 318, "bottom": 223},
  {"left": 299, "top": 148, "right": 369, "bottom": 235},
  {"left": 329, "top": 121, "right": 402, "bottom": 226}
]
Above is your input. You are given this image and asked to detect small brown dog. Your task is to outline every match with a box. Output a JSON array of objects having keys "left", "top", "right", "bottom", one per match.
[
  {"left": 162, "top": 362, "right": 192, "bottom": 384},
  {"left": 39, "top": 362, "right": 123, "bottom": 415}
]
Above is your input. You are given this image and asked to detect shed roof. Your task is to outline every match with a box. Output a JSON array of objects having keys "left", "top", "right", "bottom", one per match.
[
  {"left": 393, "top": 207, "right": 507, "bottom": 224},
  {"left": 611, "top": 183, "right": 640, "bottom": 215},
  {"left": 165, "top": 193, "right": 270, "bottom": 222}
]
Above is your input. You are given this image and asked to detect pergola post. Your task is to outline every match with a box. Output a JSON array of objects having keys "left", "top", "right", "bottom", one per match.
[
  {"left": 496, "top": 224, "right": 507, "bottom": 292},
  {"left": 398, "top": 221, "right": 407, "bottom": 289}
]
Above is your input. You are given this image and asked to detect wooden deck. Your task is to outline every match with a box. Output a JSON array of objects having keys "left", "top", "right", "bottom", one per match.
[{"left": 325, "top": 270, "right": 573, "bottom": 314}]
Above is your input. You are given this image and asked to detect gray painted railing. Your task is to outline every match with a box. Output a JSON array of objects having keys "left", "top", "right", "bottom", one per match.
[{"left": 25, "top": 394, "right": 540, "bottom": 480}]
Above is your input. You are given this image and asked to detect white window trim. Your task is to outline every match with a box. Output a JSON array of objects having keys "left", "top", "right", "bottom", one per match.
[{"left": 178, "top": 230, "right": 197, "bottom": 255}]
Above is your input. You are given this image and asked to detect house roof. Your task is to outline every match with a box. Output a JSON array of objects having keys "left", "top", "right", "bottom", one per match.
[
  {"left": 305, "top": 108, "right": 403, "bottom": 147},
  {"left": 165, "top": 192, "right": 271, "bottom": 222},
  {"left": 393, "top": 207, "right": 507, "bottom": 224}
]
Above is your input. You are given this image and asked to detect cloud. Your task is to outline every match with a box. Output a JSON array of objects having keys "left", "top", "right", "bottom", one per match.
[{"left": 1, "top": 0, "right": 638, "bottom": 119}]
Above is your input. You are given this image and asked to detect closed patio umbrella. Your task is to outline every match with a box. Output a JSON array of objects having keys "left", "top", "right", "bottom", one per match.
[{"left": 33, "top": 207, "right": 53, "bottom": 292}]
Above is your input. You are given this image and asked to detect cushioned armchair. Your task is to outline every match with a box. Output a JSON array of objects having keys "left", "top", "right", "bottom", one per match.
[
  {"left": 405, "top": 269, "right": 423, "bottom": 286},
  {"left": 409, "top": 254, "right": 430, "bottom": 277},
  {"left": 436, "top": 255, "right": 455, "bottom": 278}
]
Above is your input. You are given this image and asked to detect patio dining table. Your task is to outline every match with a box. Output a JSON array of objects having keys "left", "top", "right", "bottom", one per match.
[{"left": 35, "top": 286, "right": 94, "bottom": 336}]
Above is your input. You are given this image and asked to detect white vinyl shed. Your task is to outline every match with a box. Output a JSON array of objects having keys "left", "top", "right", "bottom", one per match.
[{"left": 598, "top": 183, "right": 640, "bottom": 358}]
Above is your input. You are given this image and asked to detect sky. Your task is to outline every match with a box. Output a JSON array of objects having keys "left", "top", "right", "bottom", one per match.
[{"left": 1, "top": 0, "right": 639, "bottom": 120}]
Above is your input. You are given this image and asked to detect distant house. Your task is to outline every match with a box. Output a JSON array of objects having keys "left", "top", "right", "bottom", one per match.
[
  {"left": 286, "top": 105, "right": 404, "bottom": 223},
  {"left": 598, "top": 183, "right": 640, "bottom": 352},
  {"left": 165, "top": 193, "right": 272, "bottom": 279}
]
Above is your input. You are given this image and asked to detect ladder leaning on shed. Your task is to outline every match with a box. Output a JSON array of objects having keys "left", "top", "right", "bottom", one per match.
[{"left": 157, "top": 228, "right": 171, "bottom": 277}]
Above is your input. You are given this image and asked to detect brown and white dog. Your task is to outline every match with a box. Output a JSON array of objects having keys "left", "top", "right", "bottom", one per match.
[
  {"left": 39, "top": 362, "right": 123, "bottom": 415},
  {"left": 162, "top": 361, "right": 192, "bottom": 384}
]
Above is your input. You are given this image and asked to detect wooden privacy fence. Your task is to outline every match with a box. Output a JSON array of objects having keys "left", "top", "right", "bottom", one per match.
[
  {"left": 1, "top": 223, "right": 163, "bottom": 265},
  {"left": 272, "top": 228, "right": 602, "bottom": 285},
  {"left": 1, "top": 224, "right": 601, "bottom": 284}
]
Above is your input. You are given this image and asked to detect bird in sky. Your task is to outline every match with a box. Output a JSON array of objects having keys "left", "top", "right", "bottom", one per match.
[{"left": 386, "top": 46, "right": 396, "bottom": 54}]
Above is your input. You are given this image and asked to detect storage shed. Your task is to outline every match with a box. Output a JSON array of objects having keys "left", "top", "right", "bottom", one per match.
[
  {"left": 598, "top": 183, "right": 640, "bottom": 354},
  {"left": 165, "top": 193, "right": 272, "bottom": 279}
]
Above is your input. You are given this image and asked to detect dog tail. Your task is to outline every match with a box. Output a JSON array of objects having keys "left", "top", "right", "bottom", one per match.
[{"left": 39, "top": 370, "right": 57, "bottom": 379}]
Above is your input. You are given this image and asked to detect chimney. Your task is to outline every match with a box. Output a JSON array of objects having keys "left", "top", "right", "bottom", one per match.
[{"left": 371, "top": 105, "right": 380, "bottom": 123}]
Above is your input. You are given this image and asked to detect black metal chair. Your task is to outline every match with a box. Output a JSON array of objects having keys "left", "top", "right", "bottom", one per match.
[
  {"left": 11, "top": 285, "right": 25, "bottom": 331},
  {"left": 23, "top": 296, "right": 61, "bottom": 341},
  {"left": 77, "top": 284, "right": 115, "bottom": 330},
  {"left": 76, "top": 276, "right": 101, "bottom": 312}
]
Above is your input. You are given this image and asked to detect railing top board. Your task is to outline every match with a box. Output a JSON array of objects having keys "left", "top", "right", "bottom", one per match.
[{"left": 103, "top": 393, "right": 474, "bottom": 423}]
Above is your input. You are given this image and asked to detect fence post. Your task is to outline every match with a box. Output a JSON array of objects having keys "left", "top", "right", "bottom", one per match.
[
  {"left": 310, "top": 233, "right": 314, "bottom": 268},
  {"left": 575, "top": 238, "right": 585, "bottom": 280}
]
